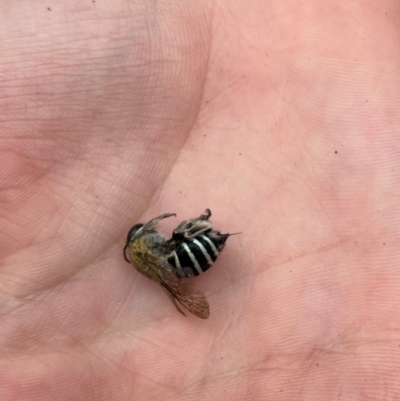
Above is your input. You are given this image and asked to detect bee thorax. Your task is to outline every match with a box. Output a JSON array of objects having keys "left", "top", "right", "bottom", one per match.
[{"left": 143, "top": 232, "right": 167, "bottom": 251}]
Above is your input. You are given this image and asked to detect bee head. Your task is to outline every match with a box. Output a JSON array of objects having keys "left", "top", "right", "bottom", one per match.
[{"left": 126, "top": 223, "right": 144, "bottom": 244}]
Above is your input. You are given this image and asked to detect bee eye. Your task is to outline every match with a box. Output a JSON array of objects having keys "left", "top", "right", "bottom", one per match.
[{"left": 126, "top": 223, "right": 144, "bottom": 243}]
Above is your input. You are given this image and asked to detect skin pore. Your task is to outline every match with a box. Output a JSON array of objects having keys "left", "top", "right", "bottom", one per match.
[{"left": 1, "top": 1, "right": 400, "bottom": 399}]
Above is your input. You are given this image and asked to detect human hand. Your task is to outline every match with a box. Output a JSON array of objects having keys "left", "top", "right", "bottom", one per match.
[{"left": 1, "top": 2, "right": 399, "bottom": 400}]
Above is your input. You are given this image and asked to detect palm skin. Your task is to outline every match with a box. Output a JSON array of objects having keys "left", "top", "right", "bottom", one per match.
[{"left": 1, "top": 1, "right": 400, "bottom": 400}]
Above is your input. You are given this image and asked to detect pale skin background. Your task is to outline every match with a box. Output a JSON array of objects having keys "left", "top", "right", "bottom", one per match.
[{"left": 1, "top": 1, "right": 400, "bottom": 400}]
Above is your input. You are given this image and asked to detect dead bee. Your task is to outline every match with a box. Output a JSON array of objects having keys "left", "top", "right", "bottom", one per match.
[{"left": 123, "top": 209, "right": 231, "bottom": 319}]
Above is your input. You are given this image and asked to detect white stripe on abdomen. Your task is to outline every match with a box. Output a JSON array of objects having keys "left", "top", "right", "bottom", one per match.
[{"left": 182, "top": 243, "right": 203, "bottom": 275}]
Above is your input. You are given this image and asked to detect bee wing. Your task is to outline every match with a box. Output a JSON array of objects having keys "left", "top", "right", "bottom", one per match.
[
  {"left": 143, "top": 253, "right": 210, "bottom": 319},
  {"left": 160, "top": 279, "right": 210, "bottom": 319}
]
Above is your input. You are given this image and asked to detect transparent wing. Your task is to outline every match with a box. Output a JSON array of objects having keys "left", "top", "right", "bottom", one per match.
[
  {"left": 160, "top": 279, "right": 210, "bottom": 319},
  {"left": 143, "top": 253, "right": 210, "bottom": 319}
]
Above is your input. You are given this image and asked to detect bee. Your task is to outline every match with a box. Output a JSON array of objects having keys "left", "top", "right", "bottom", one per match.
[{"left": 123, "top": 209, "right": 231, "bottom": 319}]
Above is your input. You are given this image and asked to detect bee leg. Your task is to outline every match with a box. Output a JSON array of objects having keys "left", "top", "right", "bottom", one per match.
[
  {"left": 171, "top": 211, "right": 213, "bottom": 241},
  {"left": 199, "top": 209, "right": 212, "bottom": 220},
  {"left": 172, "top": 223, "right": 210, "bottom": 241},
  {"left": 143, "top": 213, "right": 176, "bottom": 231},
  {"left": 182, "top": 267, "right": 195, "bottom": 278}
]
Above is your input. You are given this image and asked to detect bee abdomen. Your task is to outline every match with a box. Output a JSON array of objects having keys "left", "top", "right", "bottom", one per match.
[{"left": 167, "top": 234, "right": 225, "bottom": 278}]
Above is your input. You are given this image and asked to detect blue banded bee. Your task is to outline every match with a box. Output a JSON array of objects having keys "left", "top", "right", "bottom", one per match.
[{"left": 123, "top": 209, "right": 231, "bottom": 319}]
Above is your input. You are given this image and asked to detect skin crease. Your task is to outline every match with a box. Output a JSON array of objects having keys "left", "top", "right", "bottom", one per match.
[{"left": 0, "top": 0, "right": 400, "bottom": 399}]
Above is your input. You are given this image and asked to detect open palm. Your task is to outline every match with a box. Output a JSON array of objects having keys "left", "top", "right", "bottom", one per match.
[{"left": 2, "top": 2, "right": 400, "bottom": 400}]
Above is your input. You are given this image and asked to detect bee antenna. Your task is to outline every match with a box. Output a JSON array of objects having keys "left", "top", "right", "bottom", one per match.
[{"left": 123, "top": 245, "right": 130, "bottom": 263}]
